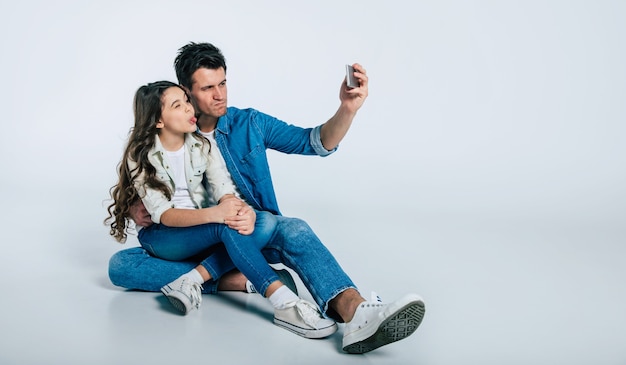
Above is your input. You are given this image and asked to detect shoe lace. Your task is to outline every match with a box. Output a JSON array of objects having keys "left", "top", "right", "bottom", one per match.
[
  {"left": 348, "top": 292, "right": 385, "bottom": 331},
  {"left": 295, "top": 300, "right": 324, "bottom": 329},
  {"left": 182, "top": 279, "right": 203, "bottom": 309}
]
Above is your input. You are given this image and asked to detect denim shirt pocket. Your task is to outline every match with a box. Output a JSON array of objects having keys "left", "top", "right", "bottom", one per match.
[{"left": 241, "top": 144, "right": 271, "bottom": 183}]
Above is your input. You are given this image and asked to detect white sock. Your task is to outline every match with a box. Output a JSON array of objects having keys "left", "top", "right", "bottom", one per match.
[
  {"left": 268, "top": 285, "right": 299, "bottom": 309},
  {"left": 245, "top": 280, "right": 257, "bottom": 293},
  {"left": 180, "top": 269, "right": 204, "bottom": 285}
]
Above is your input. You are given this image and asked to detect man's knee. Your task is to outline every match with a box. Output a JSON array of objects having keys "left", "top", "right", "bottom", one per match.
[
  {"left": 276, "top": 216, "right": 313, "bottom": 237},
  {"left": 108, "top": 247, "right": 148, "bottom": 287},
  {"left": 273, "top": 216, "right": 329, "bottom": 255}
]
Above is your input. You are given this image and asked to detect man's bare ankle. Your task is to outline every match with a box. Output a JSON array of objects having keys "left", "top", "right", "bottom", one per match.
[
  {"left": 332, "top": 288, "right": 366, "bottom": 322},
  {"left": 217, "top": 270, "right": 248, "bottom": 292}
]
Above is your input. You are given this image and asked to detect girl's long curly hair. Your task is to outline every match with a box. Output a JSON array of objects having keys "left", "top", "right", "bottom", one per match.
[{"left": 105, "top": 81, "right": 186, "bottom": 243}]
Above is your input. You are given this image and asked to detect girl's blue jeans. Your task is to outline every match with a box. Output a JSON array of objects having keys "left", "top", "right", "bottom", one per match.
[
  {"left": 137, "top": 211, "right": 279, "bottom": 296},
  {"left": 110, "top": 215, "right": 356, "bottom": 321}
]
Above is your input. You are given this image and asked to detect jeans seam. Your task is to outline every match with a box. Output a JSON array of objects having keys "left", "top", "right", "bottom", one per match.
[{"left": 222, "top": 226, "right": 278, "bottom": 296}]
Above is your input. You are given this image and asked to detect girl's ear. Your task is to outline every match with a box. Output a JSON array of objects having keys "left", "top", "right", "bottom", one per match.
[{"left": 156, "top": 119, "right": 164, "bottom": 129}]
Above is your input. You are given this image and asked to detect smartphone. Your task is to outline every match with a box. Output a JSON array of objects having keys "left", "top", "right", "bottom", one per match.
[{"left": 346, "top": 64, "right": 359, "bottom": 89}]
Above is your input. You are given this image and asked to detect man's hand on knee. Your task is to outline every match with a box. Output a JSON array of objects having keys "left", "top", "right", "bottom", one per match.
[{"left": 129, "top": 200, "right": 153, "bottom": 227}]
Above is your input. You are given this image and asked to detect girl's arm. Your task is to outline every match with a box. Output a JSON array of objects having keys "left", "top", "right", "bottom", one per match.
[{"left": 160, "top": 197, "right": 244, "bottom": 227}]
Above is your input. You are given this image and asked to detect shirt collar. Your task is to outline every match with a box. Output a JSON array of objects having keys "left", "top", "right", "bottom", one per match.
[
  {"left": 216, "top": 108, "right": 231, "bottom": 135},
  {"left": 151, "top": 133, "right": 202, "bottom": 155}
]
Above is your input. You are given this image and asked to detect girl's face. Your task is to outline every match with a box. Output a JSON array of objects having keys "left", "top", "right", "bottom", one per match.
[{"left": 156, "top": 86, "right": 197, "bottom": 136}]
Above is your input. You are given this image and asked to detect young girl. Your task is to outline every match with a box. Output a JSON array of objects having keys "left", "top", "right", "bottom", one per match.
[{"left": 105, "top": 81, "right": 336, "bottom": 338}]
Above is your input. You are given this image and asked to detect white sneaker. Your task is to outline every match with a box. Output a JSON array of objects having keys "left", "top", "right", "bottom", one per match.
[
  {"left": 274, "top": 299, "right": 338, "bottom": 339},
  {"left": 342, "top": 293, "right": 425, "bottom": 354},
  {"left": 160, "top": 277, "right": 203, "bottom": 315}
]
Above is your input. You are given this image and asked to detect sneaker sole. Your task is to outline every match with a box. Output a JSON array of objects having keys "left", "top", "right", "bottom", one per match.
[
  {"left": 342, "top": 298, "right": 426, "bottom": 354},
  {"left": 161, "top": 287, "right": 189, "bottom": 315},
  {"left": 274, "top": 318, "right": 338, "bottom": 339}
]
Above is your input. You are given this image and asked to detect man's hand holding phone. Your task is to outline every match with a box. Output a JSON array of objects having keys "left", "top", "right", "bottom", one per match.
[{"left": 346, "top": 64, "right": 359, "bottom": 89}]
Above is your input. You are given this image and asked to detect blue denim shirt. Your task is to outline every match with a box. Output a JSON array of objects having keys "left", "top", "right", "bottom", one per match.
[{"left": 212, "top": 107, "right": 336, "bottom": 215}]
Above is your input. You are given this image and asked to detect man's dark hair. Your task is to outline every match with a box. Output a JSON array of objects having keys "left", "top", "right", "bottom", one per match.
[{"left": 174, "top": 42, "right": 227, "bottom": 90}]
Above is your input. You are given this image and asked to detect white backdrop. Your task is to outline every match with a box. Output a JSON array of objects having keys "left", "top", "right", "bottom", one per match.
[{"left": 0, "top": 1, "right": 624, "bottom": 364}]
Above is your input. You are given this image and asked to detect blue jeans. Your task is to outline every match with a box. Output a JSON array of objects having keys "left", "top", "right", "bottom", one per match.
[
  {"left": 137, "top": 211, "right": 279, "bottom": 296},
  {"left": 109, "top": 215, "right": 356, "bottom": 321}
]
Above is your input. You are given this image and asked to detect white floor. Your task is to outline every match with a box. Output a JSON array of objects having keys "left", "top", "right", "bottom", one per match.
[
  {"left": 1, "top": 189, "right": 625, "bottom": 365},
  {"left": 2, "top": 1, "right": 625, "bottom": 364}
]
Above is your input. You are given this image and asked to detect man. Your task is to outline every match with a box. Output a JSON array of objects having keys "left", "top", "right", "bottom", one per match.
[{"left": 109, "top": 42, "right": 425, "bottom": 354}]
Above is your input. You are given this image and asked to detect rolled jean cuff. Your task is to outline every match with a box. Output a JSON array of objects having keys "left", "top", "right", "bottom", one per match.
[
  {"left": 323, "top": 285, "right": 358, "bottom": 323},
  {"left": 199, "top": 261, "right": 220, "bottom": 284},
  {"left": 201, "top": 280, "right": 219, "bottom": 294}
]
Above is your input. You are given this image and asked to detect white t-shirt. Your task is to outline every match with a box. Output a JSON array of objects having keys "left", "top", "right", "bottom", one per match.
[
  {"left": 165, "top": 145, "right": 196, "bottom": 209},
  {"left": 200, "top": 130, "right": 243, "bottom": 206}
]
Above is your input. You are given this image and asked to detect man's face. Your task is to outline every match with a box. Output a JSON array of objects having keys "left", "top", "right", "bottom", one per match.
[{"left": 189, "top": 67, "right": 228, "bottom": 120}]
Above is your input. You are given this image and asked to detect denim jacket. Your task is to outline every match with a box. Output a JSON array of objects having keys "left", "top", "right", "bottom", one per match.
[
  {"left": 212, "top": 107, "right": 336, "bottom": 215},
  {"left": 131, "top": 133, "right": 217, "bottom": 224}
]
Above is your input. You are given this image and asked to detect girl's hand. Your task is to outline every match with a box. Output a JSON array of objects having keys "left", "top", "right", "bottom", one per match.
[
  {"left": 224, "top": 205, "right": 256, "bottom": 235},
  {"left": 216, "top": 196, "right": 244, "bottom": 221}
]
